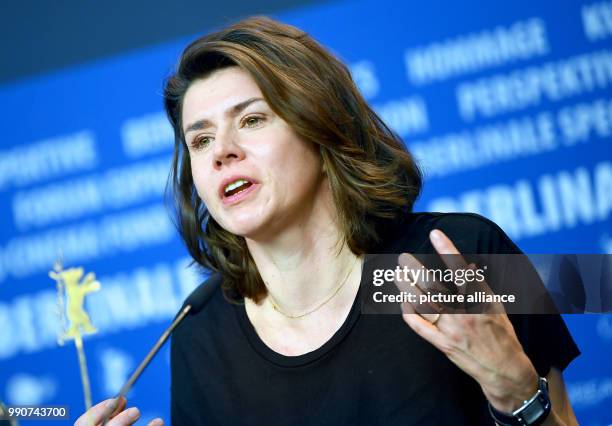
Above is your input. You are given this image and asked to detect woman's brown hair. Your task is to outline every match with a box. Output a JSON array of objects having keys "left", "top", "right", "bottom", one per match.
[{"left": 164, "top": 16, "right": 422, "bottom": 302}]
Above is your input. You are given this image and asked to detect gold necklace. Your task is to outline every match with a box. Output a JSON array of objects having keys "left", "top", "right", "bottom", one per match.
[{"left": 268, "top": 256, "right": 359, "bottom": 319}]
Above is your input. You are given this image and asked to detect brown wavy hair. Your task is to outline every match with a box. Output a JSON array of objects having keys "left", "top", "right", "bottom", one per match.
[{"left": 164, "top": 16, "right": 422, "bottom": 302}]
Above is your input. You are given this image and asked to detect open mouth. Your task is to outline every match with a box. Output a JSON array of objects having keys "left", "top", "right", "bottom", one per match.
[{"left": 224, "top": 179, "right": 254, "bottom": 198}]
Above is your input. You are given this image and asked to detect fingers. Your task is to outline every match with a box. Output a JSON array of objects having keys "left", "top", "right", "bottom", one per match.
[
  {"left": 401, "top": 297, "right": 446, "bottom": 350},
  {"left": 401, "top": 307, "right": 447, "bottom": 350},
  {"left": 429, "top": 230, "right": 469, "bottom": 271},
  {"left": 75, "top": 397, "right": 126, "bottom": 426},
  {"left": 396, "top": 253, "right": 442, "bottom": 315},
  {"left": 429, "top": 229, "right": 459, "bottom": 255},
  {"left": 429, "top": 230, "right": 505, "bottom": 313},
  {"left": 107, "top": 407, "right": 141, "bottom": 425},
  {"left": 147, "top": 418, "right": 165, "bottom": 426},
  {"left": 397, "top": 252, "right": 462, "bottom": 314},
  {"left": 406, "top": 301, "right": 441, "bottom": 323},
  {"left": 110, "top": 397, "right": 127, "bottom": 419}
]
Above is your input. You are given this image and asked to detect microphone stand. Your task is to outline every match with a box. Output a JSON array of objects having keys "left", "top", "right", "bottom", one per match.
[{"left": 100, "top": 305, "right": 192, "bottom": 425}]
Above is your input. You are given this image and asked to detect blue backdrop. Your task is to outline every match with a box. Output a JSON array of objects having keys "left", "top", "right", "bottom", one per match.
[{"left": 1, "top": 0, "right": 611, "bottom": 424}]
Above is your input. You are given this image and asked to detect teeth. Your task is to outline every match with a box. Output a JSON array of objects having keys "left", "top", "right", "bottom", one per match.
[{"left": 224, "top": 179, "right": 250, "bottom": 194}]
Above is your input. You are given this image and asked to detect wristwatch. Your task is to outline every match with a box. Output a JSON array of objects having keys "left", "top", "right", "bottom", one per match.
[{"left": 488, "top": 376, "right": 551, "bottom": 426}]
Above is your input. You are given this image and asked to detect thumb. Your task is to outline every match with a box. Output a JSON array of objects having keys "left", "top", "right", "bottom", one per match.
[{"left": 147, "top": 418, "right": 165, "bottom": 426}]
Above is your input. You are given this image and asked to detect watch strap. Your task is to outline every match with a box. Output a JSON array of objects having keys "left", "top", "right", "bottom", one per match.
[{"left": 488, "top": 376, "right": 551, "bottom": 426}]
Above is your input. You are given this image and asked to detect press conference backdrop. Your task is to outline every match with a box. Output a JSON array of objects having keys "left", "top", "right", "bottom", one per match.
[{"left": 1, "top": 0, "right": 611, "bottom": 424}]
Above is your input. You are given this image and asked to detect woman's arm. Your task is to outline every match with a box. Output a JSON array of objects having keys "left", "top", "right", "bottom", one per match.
[{"left": 541, "top": 368, "right": 578, "bottom": 426}]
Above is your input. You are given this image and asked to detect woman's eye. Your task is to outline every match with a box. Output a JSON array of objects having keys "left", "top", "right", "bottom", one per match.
[
  {"left": 242, "top": 116, "right": 264, "bottom": 128},
  {"left": 192, "top": 136, "right": 213, "bottom": 149}
]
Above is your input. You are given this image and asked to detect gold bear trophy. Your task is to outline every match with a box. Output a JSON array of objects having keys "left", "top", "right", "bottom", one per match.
[{"left": 50, "top": 257, "right": 101, "bottom": 412}]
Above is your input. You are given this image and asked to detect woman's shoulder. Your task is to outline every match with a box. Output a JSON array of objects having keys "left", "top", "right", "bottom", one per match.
[
  {"left": 172, "top": 273, "right": 236, "bottom": 344},
  {"left": 382, "top": 211, "right": 522, "bottom": 254}
]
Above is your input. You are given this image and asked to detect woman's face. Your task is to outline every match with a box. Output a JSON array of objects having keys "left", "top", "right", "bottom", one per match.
[{"left": 182, "top": 66, "right": 326, "bottom": 240}]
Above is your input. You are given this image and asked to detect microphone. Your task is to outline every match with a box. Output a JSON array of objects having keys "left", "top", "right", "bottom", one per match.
[
  {"left": 101, "top": 274, "right": 221, "bottom": 425},
  {"left": 182, "top": 273, "right": 221, "bottom": 314}
]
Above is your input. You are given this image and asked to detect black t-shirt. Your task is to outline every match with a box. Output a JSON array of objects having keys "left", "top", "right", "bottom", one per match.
[{"left": 170, "top": 213, "right": 580, "bottom": 425}]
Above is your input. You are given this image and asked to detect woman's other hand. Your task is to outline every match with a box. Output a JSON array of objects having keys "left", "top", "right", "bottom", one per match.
[{"left": 74, "top": 397, "right": 164, "bottom": 426}]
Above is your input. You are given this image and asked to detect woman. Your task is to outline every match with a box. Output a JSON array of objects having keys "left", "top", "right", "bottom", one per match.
[{"left": 77, "top": 17, "right": 579, "bottom": 425}]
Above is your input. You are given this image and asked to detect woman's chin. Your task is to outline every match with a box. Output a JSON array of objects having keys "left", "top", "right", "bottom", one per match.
[{"left": 223, "top": 219, "right": 268, "bottom": 239}]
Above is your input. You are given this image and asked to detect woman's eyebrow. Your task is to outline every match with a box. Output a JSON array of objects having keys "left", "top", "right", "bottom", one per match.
[
  {"left": 229, "top": 96, "right": 265, "bottom": 116},
  {"left": 184, "top": 97, "right": 265, "bottom": 135}
]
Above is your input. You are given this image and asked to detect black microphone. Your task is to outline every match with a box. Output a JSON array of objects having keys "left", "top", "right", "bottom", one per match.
[
  {"left": 182, "top": 273, "right": 222, "bottom": 314},
  {"left": 101, "top": 274, "right": 221, "bottom": 425}
]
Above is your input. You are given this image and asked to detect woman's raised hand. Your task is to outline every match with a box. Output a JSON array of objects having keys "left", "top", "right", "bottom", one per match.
[
  {"left": 399, "top": 229, "right": 539, "bottom": 413},
  {"left": 74, "top": 397, "right": 164, "bottom": 426}
]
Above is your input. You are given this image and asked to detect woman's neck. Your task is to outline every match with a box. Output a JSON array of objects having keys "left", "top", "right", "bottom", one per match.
[{"left": 244, "top": 203, "right": 361, "bottom": 320}]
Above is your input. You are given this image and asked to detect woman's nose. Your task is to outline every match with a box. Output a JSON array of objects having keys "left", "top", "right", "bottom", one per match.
[{"left": 212, "top": 128, "right": 245, "bottom": 169}]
